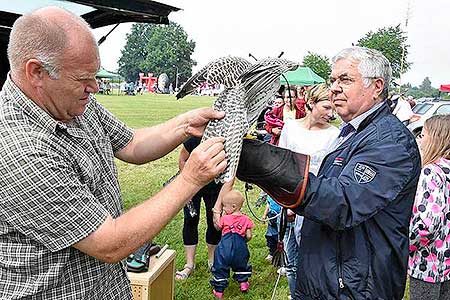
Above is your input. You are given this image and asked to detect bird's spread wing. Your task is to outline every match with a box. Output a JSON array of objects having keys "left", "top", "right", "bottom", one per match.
[
  {"left": 240, "top": 58, "right": 299, "bottom": 125},
  {"left": 176, "top": 56, "right": 252, "bottom": 99},
  {"left": 201, "top": 88, "right": 248, "bottom": 182}
]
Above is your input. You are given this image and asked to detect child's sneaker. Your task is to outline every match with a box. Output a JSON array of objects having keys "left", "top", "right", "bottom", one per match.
[
  {"left": 265, "top": 254, "right": 273, "bottom": 263},
  {"left": 212, "top": 289, "right": 224, "bottom": 299},
  {"left": 239, "top": 281, "right": 250, "bottom": 292}
]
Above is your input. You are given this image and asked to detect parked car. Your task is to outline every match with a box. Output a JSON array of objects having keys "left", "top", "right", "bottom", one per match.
[{"left": 407, "top": 100, "right": 450, "bottom": 137}]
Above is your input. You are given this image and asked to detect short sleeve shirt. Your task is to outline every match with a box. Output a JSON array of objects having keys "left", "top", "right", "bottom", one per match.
[
  {"left": 219, "top": 214, "right": 254, "bottom": 236},
  {"left": 0, "top": 77, "right": 134, "bottom": 299}
]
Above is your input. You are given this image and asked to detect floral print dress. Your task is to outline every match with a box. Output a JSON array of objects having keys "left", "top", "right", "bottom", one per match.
[{"left": 409, "top": 157, "right": 450, "bottom": 283}]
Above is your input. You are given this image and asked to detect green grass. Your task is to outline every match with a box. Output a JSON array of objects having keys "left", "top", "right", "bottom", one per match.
[{"left": 96, "top": 93, "right": 290, "bottom": 300}]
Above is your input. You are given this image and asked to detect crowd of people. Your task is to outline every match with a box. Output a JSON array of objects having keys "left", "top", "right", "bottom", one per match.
[{"left": 1, "top": 6, "right": 449, "bottom": 300}]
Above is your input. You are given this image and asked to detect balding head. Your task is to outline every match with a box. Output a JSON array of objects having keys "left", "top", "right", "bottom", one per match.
[{"left": 7, "top": 6, "right": 98, "bottom": 80}]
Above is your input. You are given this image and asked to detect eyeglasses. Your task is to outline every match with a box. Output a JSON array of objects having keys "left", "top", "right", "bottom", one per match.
[{"left": 329, "top": 75, "right": 379, "bottom": 89}]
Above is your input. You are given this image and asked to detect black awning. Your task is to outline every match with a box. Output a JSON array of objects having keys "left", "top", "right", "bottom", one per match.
[
  {"left": 0, "top": 0, "right": 180, "bottom": 29},
  {"left": 0, "top": 0, "right": 181, "bottom": 87},
  {"left": 66, "top": 0, "right": 180, "bottom": 28}
]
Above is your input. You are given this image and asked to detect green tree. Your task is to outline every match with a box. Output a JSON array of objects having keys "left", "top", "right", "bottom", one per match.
[
  {"left": 401, "top": 77, "right": 440, "bottom": 98},
  {"left": 357, "top": 25, "right": 411, "bottom": 79},
  {"left": 419, "top": 77, "right": 440, "bottom": 97},
  {"left": 118, "top": 24, "right": 153, "bottom": 82},
  {"left": 118, "top": 22, "right": 196, "bottom": 86},
  {"left": 302, "top": 52, "right": 331, "bottom": 81}
]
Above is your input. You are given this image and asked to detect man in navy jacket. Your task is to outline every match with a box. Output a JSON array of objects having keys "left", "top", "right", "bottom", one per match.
[{"left": 237, "top": 47, "right": 421, "bottom": 299}]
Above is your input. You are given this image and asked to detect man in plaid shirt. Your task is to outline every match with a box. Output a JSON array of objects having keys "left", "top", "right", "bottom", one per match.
[{"left": 0, "top": 6, "right": 226, "bottom": 300}]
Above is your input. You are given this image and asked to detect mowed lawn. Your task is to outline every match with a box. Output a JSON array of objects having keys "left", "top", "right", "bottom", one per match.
[{"left": 96, "top": 92, "right": 290, "bottom": 300}]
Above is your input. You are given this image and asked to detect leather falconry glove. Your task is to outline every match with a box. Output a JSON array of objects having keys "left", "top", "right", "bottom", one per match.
[{"left": 236, "top": 139, "right": 310, "bottom": 209}]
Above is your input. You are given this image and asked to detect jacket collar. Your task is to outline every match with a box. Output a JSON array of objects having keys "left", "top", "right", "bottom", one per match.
[{"left": 332, "top": 101, "right": 390, "bottom": 152}]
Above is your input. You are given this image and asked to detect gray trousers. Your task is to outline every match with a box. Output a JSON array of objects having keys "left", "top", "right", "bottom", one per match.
[{"left": 410, "top": 277, "right": 450, "bottom": 300}]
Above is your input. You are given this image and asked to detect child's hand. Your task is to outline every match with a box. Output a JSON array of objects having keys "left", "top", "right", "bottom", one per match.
[
  {"left": 261, "top": 215, "right": 267, "bottom": 224},
  {"left": 287, "top": 209, "right": 296, "bottom": 222},
  {"left": 212, "top": 208, "right": 221, "bottom": 229}
]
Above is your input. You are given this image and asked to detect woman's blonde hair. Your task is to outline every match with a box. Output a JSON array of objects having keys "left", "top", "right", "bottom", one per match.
[
  {"left": 421, "top": 114, "right": 450, "bottom": 166},
  {"left": 305, "top": 84, "right": 329, "bottom": 110}
]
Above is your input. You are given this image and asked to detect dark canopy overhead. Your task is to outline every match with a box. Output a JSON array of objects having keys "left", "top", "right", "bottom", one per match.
[
  {"left": 0, "top": 0, "right": 180, "bottom": 86},
  {"left": 0, "top": 0, "right": 180, "bottom": 29}
]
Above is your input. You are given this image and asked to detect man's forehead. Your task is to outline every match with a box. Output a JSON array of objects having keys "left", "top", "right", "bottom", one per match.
[{"left": 331, "top": 58, "right": 360, "bottom": 77}]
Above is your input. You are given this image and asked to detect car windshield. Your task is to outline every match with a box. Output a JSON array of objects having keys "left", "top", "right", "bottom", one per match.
[{"left": 412, "top": 103, "right": 432, "bottom": 115}]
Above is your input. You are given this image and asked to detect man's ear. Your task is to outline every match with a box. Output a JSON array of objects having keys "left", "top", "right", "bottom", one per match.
[
  {"left": 25, "top": 59, "right": 46, "bottom": 87},
  {"left": 373, "top": 78, "right": 385, "bottom": 99}
]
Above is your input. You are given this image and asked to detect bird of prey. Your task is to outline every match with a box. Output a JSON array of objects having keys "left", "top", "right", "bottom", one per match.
[{"left": 177, "top": 56, "right": 299, "bottom": 182}]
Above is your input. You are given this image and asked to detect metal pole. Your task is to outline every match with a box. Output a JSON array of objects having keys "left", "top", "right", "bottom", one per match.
[
  {"left": 175, "top": 66, "right": 179, "bottom": 91},
  {"left": 398, "top": 0, "right": 411, "bottom": 94}
]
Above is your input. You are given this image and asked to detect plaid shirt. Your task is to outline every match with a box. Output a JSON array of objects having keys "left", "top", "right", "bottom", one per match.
[{"left": 0, "top": 77, "right": 134, "bottom": 299}]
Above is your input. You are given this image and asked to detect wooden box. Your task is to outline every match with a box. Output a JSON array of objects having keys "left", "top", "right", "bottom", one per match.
[{"left": 128, "top": 249, "right": 176, "bottom": 300}]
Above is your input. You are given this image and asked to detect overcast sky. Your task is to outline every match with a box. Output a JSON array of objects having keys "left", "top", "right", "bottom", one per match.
[
  {"left": 92, "top": 0, "right": 449, "bottom": 88},
  {"left": 8, "top": 0, "right": 448, "bottom": 88}
]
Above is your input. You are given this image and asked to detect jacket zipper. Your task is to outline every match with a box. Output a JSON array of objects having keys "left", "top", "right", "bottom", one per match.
[
  {"left": 337, "top": 232, "right": 357, "bottom": 300},
  {"left": 336, "top": 232, "right": 345, "bottom": 289}
]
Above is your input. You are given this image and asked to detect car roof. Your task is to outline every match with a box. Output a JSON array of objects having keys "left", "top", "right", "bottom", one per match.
[{"left": 0, "top": 0, "right": 180, "bottom": 86}]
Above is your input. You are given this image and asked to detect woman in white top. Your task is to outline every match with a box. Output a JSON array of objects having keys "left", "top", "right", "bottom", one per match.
[{"left": 277, "top": 84, "right": 339, "bottom": 297}]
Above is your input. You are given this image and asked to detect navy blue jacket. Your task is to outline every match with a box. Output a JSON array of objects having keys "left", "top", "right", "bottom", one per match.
[{"left": 294, "top": 103, "right": 421, "bottom": 300}]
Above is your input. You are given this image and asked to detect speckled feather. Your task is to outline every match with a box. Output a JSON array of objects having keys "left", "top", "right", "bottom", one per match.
[
  {"left": 176, "top": 56, "right": 251, "bottom": 99},
  {"left": 177, "top": 56, "right": 299, "bottom": 182}
]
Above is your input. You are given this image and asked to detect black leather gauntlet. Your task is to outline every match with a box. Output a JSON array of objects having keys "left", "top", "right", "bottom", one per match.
[{"left": 236, "top": 139, "right": 310, "bottom": 208}]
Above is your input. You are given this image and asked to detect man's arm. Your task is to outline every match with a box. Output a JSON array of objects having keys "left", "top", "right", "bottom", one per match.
[
  {"left": 115, "top": 108, "right": 225, "bottom": 164},
  {"left": 178, "top": 145, "right": 190, "bottom": 171},
  {"left": 74, "top": 137, "right": 227, "bottom": 263},
  {"left": 297, "top": 139, "right": 418, "bottom": 230}
]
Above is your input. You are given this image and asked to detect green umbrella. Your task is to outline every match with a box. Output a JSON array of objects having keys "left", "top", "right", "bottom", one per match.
[
  {"left": 280, "top": 67, "right": 325, "bottom": 86},
  {"left": 96, "top": 67, "right": 121, "bottom": 79}
]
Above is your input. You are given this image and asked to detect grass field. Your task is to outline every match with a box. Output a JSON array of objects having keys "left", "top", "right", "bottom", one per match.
[{"left": 96, "top": 92, "right": 290, "bottom": 300}]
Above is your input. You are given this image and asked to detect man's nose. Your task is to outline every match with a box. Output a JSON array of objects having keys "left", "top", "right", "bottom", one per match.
[
  {"left": 330, "top": 80, "right": 342, "bottom": 94},
  {"left": 86, "top": 80, "right": 99, "bottom": 94}
]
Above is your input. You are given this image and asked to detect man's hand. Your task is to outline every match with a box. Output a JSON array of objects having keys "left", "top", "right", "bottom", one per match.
[
  {"left": 180, "top": 137, "right": 227, "bottom": 188},
  {"left": 183, "top": 108, "right": 225, "bottom": 137}
]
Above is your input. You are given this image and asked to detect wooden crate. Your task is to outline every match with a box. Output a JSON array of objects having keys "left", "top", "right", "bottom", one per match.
[{"left": 128, "top": 249, "right": 176, "bottom": 300}]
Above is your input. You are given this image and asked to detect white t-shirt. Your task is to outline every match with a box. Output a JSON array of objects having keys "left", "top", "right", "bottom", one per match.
[
  {"left": 393, "top": 99, "right": 413, "bottom": 122},
  {"left": 278, "top": 119, "right": 339, "bottom": 246},
  {"left": 278, "top": 119, "right": 339, "bottom": 175}
]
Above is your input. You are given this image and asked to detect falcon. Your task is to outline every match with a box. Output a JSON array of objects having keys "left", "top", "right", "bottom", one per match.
[{"left": 177, "top": 56, "right": 299, "bottom": 182}]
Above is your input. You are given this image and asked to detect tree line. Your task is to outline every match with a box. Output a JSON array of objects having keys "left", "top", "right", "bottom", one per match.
[{"left": 118, "top": 22, "right": 439, "bottom": 98}]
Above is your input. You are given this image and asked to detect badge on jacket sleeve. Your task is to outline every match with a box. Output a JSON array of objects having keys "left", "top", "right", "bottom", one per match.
[{"left": 353, "top": 163, "right": 376, "bottom": 184}]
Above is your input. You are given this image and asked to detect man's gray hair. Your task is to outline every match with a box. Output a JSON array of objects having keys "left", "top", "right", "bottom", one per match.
[
  {"left": 7, "top": 7, "right": 94, "bottom": 79},
  {"left": 332, "top": 47, "right": 392, "bottom": 99}
]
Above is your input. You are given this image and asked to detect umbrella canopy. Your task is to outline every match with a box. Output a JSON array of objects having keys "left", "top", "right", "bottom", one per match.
[
  {"left": 96, "top": 67, "right": 121, "bottom": 79},
  {"left": 281, "top": 67, "right": 325, "bottom": 86},
  {"left": 439, "top": 84, "right": 450, "bottom": 92}
]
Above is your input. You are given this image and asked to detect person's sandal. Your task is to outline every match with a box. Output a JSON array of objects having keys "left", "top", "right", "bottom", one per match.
[{"left": 175, "top": 264, "right": 194, "bottom": 280}]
